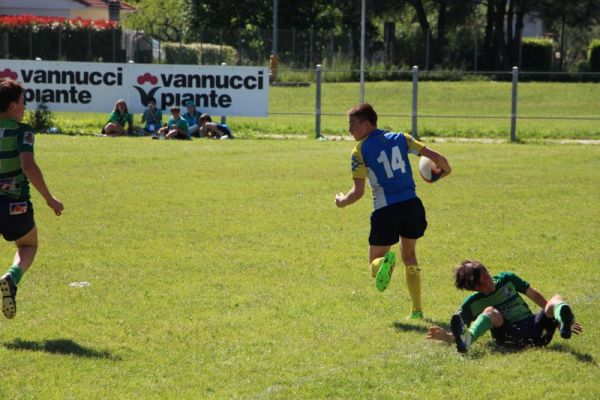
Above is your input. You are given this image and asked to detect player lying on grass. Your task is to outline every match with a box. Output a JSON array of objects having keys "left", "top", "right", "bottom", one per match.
[
  {"left": 0, "top": 78, "right": 64, "bottom": 319},
  {"left": 335, "top": 103, "right": 451, "bottom": 319},
  {"left": 427, "top": 259, "right": 582, "bottom": 352}
]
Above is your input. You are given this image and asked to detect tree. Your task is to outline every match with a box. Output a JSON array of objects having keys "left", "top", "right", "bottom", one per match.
[{"left": 123, "top": 0, "right": 187, "bottom": 42}]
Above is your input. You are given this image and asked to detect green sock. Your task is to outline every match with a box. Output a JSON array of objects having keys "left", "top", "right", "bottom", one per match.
[
  {"left": 468, "top": 313, "right": 492, "bottom": 343},
  {"left": 8, "top": 265, "right": 23, "bottom": 285},
  {"left": 554, "top": 302, "right": 567, "bottom": 322}
]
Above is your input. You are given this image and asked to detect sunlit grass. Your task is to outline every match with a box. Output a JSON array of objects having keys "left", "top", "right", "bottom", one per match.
[
  {"left": 51, "top": 81, "right": 599, "bottom": 140},
  {"left": 0, "top": 136, "right": 598, "bottom": 398}
]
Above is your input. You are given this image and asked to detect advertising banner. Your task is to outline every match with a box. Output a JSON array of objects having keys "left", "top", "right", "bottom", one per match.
[{"left": 0, "top": 60, "right": 269, "bottom": 116}]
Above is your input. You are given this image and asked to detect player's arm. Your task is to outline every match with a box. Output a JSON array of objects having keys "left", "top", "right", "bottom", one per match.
[
  {"left": 427, "top": 325, "right": 454, "bottom": 344},
  {"left": 524, "top": 286, "right": 548, "bottom": 309},
  {"left": 335, "top": 178, "right": 365, "bottom": 208},
  {"left": 419, "top": 147, "right": 452, "bottom": 177},
  {"left": 20, "top": 152, "right": 64, "bottom": 216}
]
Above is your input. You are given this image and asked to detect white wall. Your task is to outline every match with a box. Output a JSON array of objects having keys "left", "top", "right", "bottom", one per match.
[{"left": 0, "top": 0, "right": 110, "bottom": 20}]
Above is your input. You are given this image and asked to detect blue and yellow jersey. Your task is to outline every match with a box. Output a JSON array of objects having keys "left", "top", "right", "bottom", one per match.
[{"left": 351, "top": 130, "right": 425, "bottom": 210}]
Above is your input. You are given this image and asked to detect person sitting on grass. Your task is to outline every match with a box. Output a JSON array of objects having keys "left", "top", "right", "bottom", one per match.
[
  {"left": 156, "top": 107, "right": 190, "bottom": 140},
  {"left": 141, "top": 97, "right": 162, "bottom": 136},
  {"left": 182, "top": 100, "right": 201, "bottom": 138},
  {"left": 427, "top": 259, "right": 582, "bottom": 353},
  {"left": 199, "top": 113, "right": 233, "bottom": 139},
  {"left": 102, "top": 99, "right": 134, "bottom": 136}
]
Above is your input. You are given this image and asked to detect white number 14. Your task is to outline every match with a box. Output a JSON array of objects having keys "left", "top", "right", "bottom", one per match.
[{"left": 376, "top": 146, "right": 406, "bottom": 178}]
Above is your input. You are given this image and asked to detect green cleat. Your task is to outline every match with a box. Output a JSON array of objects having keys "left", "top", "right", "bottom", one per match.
[
  {"left": 375, "top": 251, "right": 396, "bottom": 292},
  {"left": 409, "top": 311, "right": 424, "bottom": 320}
]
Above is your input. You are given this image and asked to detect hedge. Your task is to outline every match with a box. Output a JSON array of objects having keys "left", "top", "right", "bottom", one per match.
[
  {"left": 0, "top": 15, "right": 122, "bottom": 62},
  {"left": 520, "top": 37, "right": 553, "bottom": 71},
  {"left": 162, "top": 42, "right": 238, "bottom": 65}
]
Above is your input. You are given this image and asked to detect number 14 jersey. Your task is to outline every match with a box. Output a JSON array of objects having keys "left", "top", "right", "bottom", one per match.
[{"left": 351, "top": 129, "right": 425, "bottom": 210}]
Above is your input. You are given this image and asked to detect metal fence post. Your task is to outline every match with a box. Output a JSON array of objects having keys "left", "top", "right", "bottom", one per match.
[
  {"left": 411, "top": 65, "right": 419, "bottom": 139},
  {"left": 510, "top": 66, "right": 519, "bottom": 142},
  {"left": 315, "top": 64, "right": 323, "bottom": 139},
  {"left": 221, "top": 63, "right": 228, "bottom": 125}
]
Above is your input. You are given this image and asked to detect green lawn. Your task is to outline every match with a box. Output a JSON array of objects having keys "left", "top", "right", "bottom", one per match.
[
  {"left": 0, "top": 136, "right": 598, "bottom": 398},
  {"left": 51, "top": 81, "right": 600, "bottom": 140}
]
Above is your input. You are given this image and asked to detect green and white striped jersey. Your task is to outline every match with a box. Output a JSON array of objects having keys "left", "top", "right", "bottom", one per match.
[{"left": 0, "top": 119, "right": 34, "bottom": 202}]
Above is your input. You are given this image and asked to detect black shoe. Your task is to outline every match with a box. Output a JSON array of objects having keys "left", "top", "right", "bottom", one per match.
[
  {"left": 450, "top": 314, "right": 472, "bottom": 353},
  {"left": 559, "top": 305, "right": 574, "bottom": 339},
  {"left": 0, "top": 273, "right": 17, "bottom": 319}
]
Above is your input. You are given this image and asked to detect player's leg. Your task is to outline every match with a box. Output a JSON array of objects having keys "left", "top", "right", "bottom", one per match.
[
  {"left": 12, "top": 225, "right": 38, "bottom": 273},
  {"left": 103, "top": 123, "right": 116, "bottom": 135},
  {"left": 189, "top": 125, "right": 199, "bottom": 137},
  {"left": 451, "top": 307, "right": 502, "bottom": 352},
  {"left": 544, "top": 295, "right": 575, "bottom": 339},
  {"left": 2, "top": 225, "right": 38, "bottom": 319},
  {"left": 369, "top": 245, "right": 394, "bottom": 278},
  {"left": 396, "top": 197, "right": 427, "bottom": 319},
  {"left": 368, "top": 207, "right": 396, "bottom": 292},
  {"left": 399, "top": 237, "right": 422, "bottom": 318}
]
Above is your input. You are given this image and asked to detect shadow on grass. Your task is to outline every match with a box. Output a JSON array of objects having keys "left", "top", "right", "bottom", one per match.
[
  {"left": 547, "top": 342, "right": 597, "bottom": 365},
  {"left": 3, "top": 338, "right": 121, "bottom": 360},
  {"left": 466, "top": 340, "right": 597, "bottom": 363},
  {"left": 391, "top": 317, "right": 448, "bottom": 334}
]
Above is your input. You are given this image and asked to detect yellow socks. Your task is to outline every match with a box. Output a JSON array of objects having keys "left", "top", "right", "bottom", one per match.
[
  {"left": 370, "top": 257, "right": 384, "bottom": 278},
  {"left": 404, "top": 265, "right": 422, "bottom": 313}
]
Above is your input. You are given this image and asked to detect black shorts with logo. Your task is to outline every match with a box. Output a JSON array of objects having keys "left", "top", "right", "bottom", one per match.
[
  {"left": 491, "top": 310, "right": 559, "bottom": 348},
  {"left": 0, "top": 200, "right": 35, "bottom": 241},
  {"left": 369, "top": 197, "right": 427, "bottom": 246}
]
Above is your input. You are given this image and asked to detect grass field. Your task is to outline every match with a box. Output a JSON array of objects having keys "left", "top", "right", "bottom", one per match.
[
  {"left": 52, "top": 80, "right": 600, "bottom": 140},
  {"left": 0, "top": 136, "right": 599, "bottom": 398}
]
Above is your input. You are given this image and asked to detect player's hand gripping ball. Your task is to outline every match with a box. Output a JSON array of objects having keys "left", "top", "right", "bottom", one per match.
[{"left": 419, "top": 156, "right": 443, "bottom": 183}]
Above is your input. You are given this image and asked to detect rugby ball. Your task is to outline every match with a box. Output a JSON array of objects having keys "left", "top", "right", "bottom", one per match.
[{"left": 419, "top": 156, "right": 442, "bottom": 183}]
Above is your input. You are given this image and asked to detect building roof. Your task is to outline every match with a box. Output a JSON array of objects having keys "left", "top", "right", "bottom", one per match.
[{"left": 72, "top": 0, "right": 135, "bottom": 12}]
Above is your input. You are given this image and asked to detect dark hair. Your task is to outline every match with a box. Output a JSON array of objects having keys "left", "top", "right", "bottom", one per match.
[
  {"left": 347, "top": 103, "right": 377, "bottom": 126},
  {"left": 0, "top": 79, "right": 24, "bottom": 113},
  {"left": 454, "top": 260, "right": 488, "bottom": 291},
  {"left": 199, "top": 113, "right": 212, "bottom": 122},
  {"left": 114, "top": 99, "right": 128, "bottom": 114},
  {"left": 170, "top": 107, "right": 180, "bottom": 113},
  {"left": 148, "top": 97, "right": 157, "bottom": 104}
]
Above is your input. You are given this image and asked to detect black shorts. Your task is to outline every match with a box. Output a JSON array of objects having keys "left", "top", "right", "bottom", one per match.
[
  {"left": 369, "top": 197, "right": 427, "bottom": 246},
  {"left": 491, "top": 310, "right": 559, "bottom": 348},
  {"left": 0, "top": 200, "right": 35, "bottom": 241}
]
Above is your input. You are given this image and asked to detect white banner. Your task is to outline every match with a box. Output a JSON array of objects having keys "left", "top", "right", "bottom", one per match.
[{"left": 0, "top": 60, "right": 269, "bottom": 116}]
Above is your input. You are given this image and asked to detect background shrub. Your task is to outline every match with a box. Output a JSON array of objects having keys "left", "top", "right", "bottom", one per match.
[
  {"left": 521, "top": 38, "right": 554, "bottom": 71},
  {"left": 162, "top": 42, "right": 237, "bottom": 65}
]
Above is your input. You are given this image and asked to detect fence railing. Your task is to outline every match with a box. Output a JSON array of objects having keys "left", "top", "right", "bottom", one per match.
[{"left": 294, "top": 66, "right": 600, "bottom": 141}]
